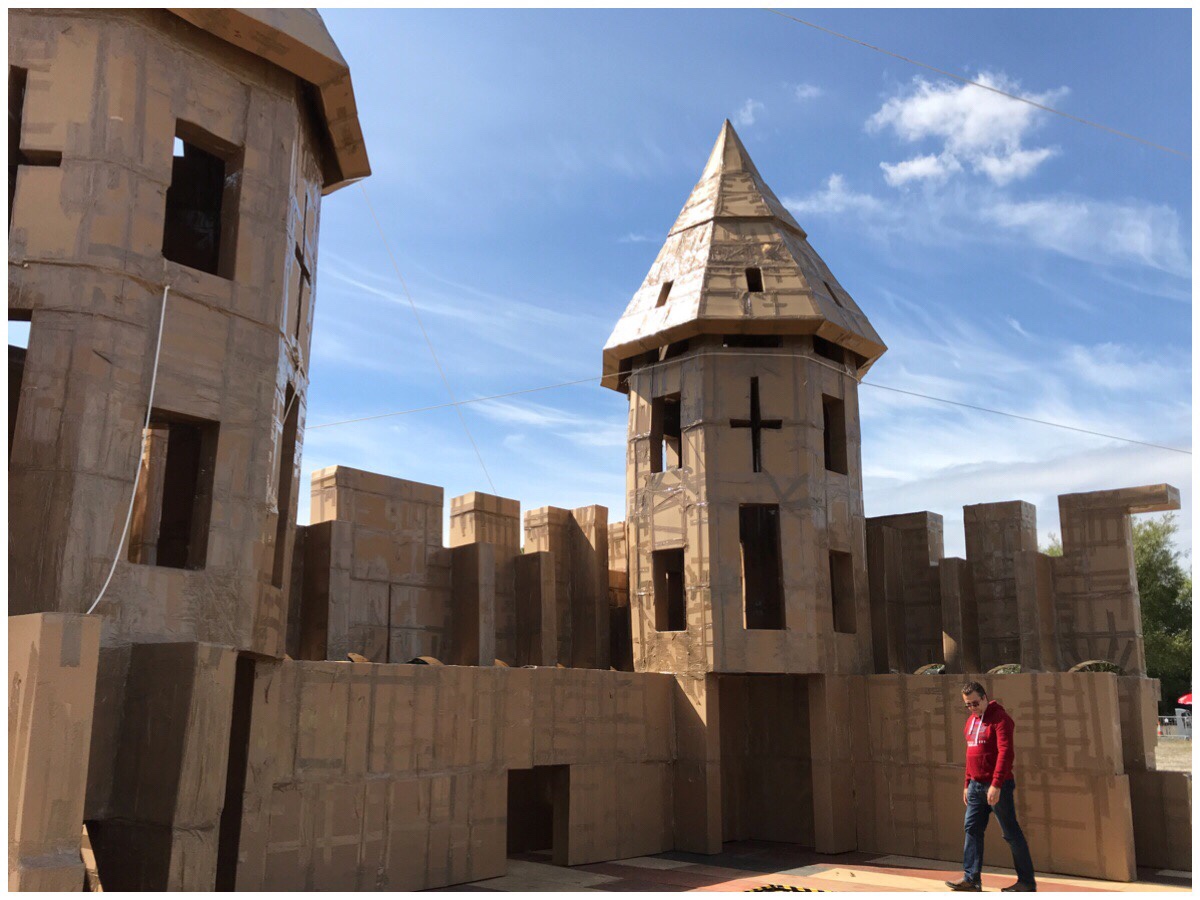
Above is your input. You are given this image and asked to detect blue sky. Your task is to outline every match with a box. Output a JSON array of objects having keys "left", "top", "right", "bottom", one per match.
[{"left": 306, "top": 8, "right": 1191, "bottom": 555}]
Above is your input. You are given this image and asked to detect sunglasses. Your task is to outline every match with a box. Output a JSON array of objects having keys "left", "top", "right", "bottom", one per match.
[{"left": 963, "top": 699, "right": 984, "bottom": 708}]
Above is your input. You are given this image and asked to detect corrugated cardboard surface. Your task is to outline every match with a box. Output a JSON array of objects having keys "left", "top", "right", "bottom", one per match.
[
  {"left": 846, "top": 673, "right": 1136, "bottom": 882},
  {"left": 1116, "top": 675, "right": 1159, "bottom": 771},
  {"left": 8, "top": 613, "right": 101, "bottom": 891},
  {"left": 9, "top": 9, "right": 323, "bottom": 658},
  {"left": 89, "top": 642, "right": 237, "bottom": 890},
  {"left": 1129, "top": 770, "right": 1191, "bottom": 871},
  {"left": 1053, "top": 485, "right": 1180, "bottom": 676},
  {"left": 865, "top": 511, "right": 944, "bottom": 673},
  {"left": 628, "top": 348, "right": 871, "bottom": 677},
  {"left": 235, "top": 660, "right": 675, "bottom": 890},
  {"left": 963, "top": 501, "right": 1037, "bottom": 670}
]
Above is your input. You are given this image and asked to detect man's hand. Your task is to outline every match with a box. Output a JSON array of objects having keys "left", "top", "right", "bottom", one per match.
[
  {"left": 986, "top": 784, "right": 1000, "bottom": 806},
  {"left": 963, "top": 787, "right": 969, "bottom": 806}
]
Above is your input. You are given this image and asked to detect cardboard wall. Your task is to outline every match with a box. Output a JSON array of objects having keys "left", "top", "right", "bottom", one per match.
[
  {"left": 8, "top": 10, "right": 324, "bottom": 657},
  {"left": 847, "top": 673, "right": 1137, "bottom": 882},
  {"left": 9, "top": 613, "right": 102, "bottom": 891},
  {"left": 1128, "top": 770, "right": 1191, "bottom": 871},
  {"left": 234, "top": 660, "right": 675, "bottom": 890}
]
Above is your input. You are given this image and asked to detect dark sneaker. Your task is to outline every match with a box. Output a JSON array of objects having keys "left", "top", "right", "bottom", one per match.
[
  {"left": 945, "top": 877, "right": 982, "bottom": 891},
  {"left": 1001, "top": 883, "right": 1036, "bottom": 892}
]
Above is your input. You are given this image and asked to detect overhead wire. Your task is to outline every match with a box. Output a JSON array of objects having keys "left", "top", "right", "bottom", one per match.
[
  {"left": 308, "top": 348, "right": 1191, "bottom": 456},
  {"left": 764, "top": 8, "right": 1190, "bottom": 160},
  {"left": 357, "top": 182, "right": 498, "bottom": 493}
]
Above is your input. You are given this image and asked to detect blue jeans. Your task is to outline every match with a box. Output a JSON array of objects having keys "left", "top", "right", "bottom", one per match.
[{"left": 963, "top": 779, "right": 1036, "bottom": 886}]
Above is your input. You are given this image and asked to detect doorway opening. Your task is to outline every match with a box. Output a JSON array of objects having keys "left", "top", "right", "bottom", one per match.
[{"left": 506, "top": 765, "right": 569, "bottom": 866}]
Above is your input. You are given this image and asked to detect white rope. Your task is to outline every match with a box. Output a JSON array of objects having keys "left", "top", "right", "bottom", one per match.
[{"left": 86, "top": 284, "right": 170, "bottom": 615}]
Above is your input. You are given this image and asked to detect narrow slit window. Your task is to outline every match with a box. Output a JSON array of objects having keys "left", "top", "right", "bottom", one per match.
[
  {"left": 162, "top": 122, "right": 242, "bottom": 278},
  {"left": 830, "top": 550, "right": 856, "bottom": 633},
  {"left": 823, "top": 280, "right": 845, "bottom": 308},
  {"left": 650, "top": 393, "right": 682, "bottom": 473},
  {"left": 745, "top": 267, "right": 764, "bottom": 293},
  {"left": 722, "top": 334, "right": 780, "bottom": 349},
  {"left": 656, "top": 280, "right": 673, "bottom": 308},
  {"left": 653, "top": 548, "right": 686, "bottom": 631},
  {"left": 9, "top": 309, "right": 31, "bottom": 459},
  {"left": 740, "top": 504, "right": 784, "bottom": 630},
  {"left": 271, "top": 385, "right": 299, "bottom": 588},
  {"left": 129, "top": 411, "right": 219, "bottom": 570},
  {"left": 822, "top": 394, "right": 848, "bottom": 475}
]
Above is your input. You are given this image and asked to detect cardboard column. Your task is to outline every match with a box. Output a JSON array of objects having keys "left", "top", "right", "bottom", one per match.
[
  {"left": 449, "top": 543, "right": 497, "bottom": 666},
  {"left": 963, "top": 501, "right": 1036, "bottom": 670},
  {"left": 89, "top": 642, "right": 237, "bottom": 891},
  {"left": 514, "top": 551, "right": 557, "bottom": 666},
  {"left": 9, "top": 613, "right": 101, "bottom": 891},
  {"left": 1013, "top": 550, "right": 1059, "bottom": 671},
  {"left": 939, "top": 558, "right": 980, "bottom": 674},
  {"left": 672, "top": 674, "right": 721, "bottom": 853},
  {"left": 568, "top": 505, "right": 610, "bottom": 670}
]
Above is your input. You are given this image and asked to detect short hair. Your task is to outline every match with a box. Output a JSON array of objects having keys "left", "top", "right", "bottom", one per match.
[{"left": 961, "top": 681, "right": 987, "bottom": 698}]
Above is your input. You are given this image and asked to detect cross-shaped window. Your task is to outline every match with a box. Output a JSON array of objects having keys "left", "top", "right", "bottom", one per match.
[{"left": 730, "top": 377, "right": 782, "bottom": 473}]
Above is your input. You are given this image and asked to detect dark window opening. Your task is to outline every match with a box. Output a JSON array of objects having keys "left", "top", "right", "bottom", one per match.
[
  {"left": 660, "top": 339, "right": 690, "bottom": 361},
  {"left": 271, "top": 385, "right": 299, "bottom": 588},
  {"left": 9, "top": 66, "right": 61, "bottom": 230},
  {"left": 507, "top": 766, "right": 569, "bottom": 865},
  {"left": 162, "top": 122, "right": 242, "bottom": 278},
  {"left": 722, "top": 334, "right": 781, "bottom": 348},
  {"left": 129, "top": 411, "right": 219, "bottom": 570},
  {"left": 653, "top": 548, "right": 686, "bottom": 631},
  {"left": 823, "top": 280, "right": 845, "bottom": 308},
  {"left": 822, "top": 395, "right": 848, "bottom": 475},
  {"left": 9, "top": 309, "right": 30, "bottom": 460},
  {"left": 830, "top": 550, "right": 856, "bottom": 633},
  {"left": 215, "top": 654, "right": 256, "bottom": 890},
  {"left": 745, "top": 267, "right": 764, "bottom": 293},
  {"left": 813, "top": 336, "right": 844, "bottom": 364},
  {"left": 741, "top": 504, "right": 784, "bottom": 630},
  {"left": 650, "top": 393, "right": 682, "bottom": 472},
  {"left": 656, "top": 280, "right": 673, "bottom": 308}
]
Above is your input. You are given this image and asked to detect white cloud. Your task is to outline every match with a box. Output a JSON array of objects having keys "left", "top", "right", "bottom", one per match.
[
  {"left": 880, "top": 153, "right": 960, "bottom": 186},
  {"left": 785, "top": 174, "right": 884, "bottom": 217},
  {"left": 869, "top": 72, "right": 1064, "bottom": 186},
  {"left": 618, "top": 232, "right": 656, "bottom": 243},
  {"left": 793, "top": 83, "right": 822, "bottom": 101},
  {"left": 735, "top": 98, "right": 765, "bottom": 127},
  {"left": 983, "top": 195, "right": 1191, "bottom": 277}
]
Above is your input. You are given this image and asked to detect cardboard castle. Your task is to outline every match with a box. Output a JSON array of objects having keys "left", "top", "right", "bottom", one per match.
[{"left": 8, "top": 8, "right": 1191, "bottom": 891}]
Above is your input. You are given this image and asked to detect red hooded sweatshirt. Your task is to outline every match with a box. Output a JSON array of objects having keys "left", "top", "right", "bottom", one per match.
[{"left": 964, "top": 700, "right": 1015, "bottom": 788}]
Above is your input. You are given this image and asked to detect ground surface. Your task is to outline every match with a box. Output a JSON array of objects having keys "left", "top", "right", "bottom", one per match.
[
  {"left": 1156, "top": 739, "right": 1193, "bottom": 771},
  {"left": 435, "top": 843, "right": 1190, "bottom": 892}
]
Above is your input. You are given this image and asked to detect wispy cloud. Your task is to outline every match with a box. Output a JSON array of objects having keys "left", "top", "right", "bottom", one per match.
[
  {"left": 785, "top": 173, "right": 886, "bottom": 217},
  {"left": 618, "top": 232, "right": 657, "bottom": 243},
  {"left": 735, "top": 98, "right": 765, "bottom": 127},
  {"left": 880, "top": 153, "right": 960, "bottom": 186},
  {"left": 793, "top": 83, "right": 822, "bottom": 102},
  {"left": 869, "top": 72, "right": 1064, "bottom": 186}
]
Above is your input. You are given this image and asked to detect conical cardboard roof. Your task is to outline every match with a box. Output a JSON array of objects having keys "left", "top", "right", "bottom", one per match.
[{"left": 601, "top": 121, "right": 886, "bottom": 391}]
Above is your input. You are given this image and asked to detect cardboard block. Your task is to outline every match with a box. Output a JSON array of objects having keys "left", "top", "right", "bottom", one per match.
[
  {"left": 9, "top": 614, "right": 100, "bottom": 889},
  {"left": 1128, "top": 769, "right": 1191, "bottom": 871},
  {"left": 514, "top": 550, "right": 557, "bottom": 666},
  {"left": 1116, "top": 675, "right": 1159, "bottom": 771}
]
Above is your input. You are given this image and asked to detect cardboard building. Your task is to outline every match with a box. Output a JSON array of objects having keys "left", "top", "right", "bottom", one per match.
[{"left": 6, "top": 11, "right": 1191, "bottom": 892}]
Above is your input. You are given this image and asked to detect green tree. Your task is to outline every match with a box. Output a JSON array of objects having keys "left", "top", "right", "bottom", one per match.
[
  {"left": 1133, "top": 514, "right": 1192, "bottom": 714},
  {"left": 1041, "top": 533, "right": 1063, "bottom": 557}
]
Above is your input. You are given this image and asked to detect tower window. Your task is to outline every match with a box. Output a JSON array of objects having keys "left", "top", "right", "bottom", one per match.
[
  {"left": 650, "top": 393, "right": 682, "bottom": 473},
  {"left": 656, "top": 281, "right": 673, "bottom": 308},
  {"left": 813, "top": 336, "right": 844, "bottom": 364},
  {"left": 830, "top": 550, "right": 856, "bottom": 633},
  {"left": 9, "top": 309, "right": 30, "bottom": 459},
  {"left": 162, "top": 122, "right": 242, "bottom": 278},
  {"left": 745, "top": 267, "right": 764, "bottom": 293},
  {"left": 822, "top": 395, "right": 848, "bottom": 475},
  {"left": 653, "top": 548, "right": 686, "bottom": 632},
  {"left": 740, "top": 504, "right": 784, "bottom": 630},
  {"left": 271, "top": 385, "right": 299, "bottom": 588},
  {"left": 129, "top": 411, "right": 219, "bottom": 570}
]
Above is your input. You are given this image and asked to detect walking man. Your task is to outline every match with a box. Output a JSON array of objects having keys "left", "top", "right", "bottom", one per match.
[{"left": 946, "top": 681, "right": 1037, "bottom": 892}]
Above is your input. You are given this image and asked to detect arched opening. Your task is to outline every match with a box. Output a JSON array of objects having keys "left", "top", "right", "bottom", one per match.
[
  {"left": 1068, "top": 659, "right": 1125, "bottom": 675},
  {"left": 988, "top": 663, "right": 1023, "bottom": 675}
]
